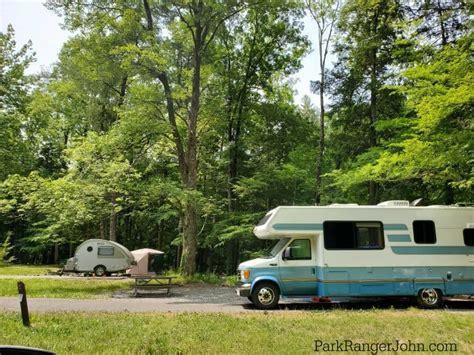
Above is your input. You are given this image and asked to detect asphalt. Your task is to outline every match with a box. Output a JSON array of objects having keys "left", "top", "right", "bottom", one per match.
[{"left": 0, "top": 285, "right": 473, "bottom": 313}]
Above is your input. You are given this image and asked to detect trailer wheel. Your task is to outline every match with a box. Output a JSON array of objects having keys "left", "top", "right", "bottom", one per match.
[
  {"left": 251, "top": 282, "right": 279, "bottom": 310},
  {"left": 94, "top": 265, "right": 107, "bottom": 277},
  {"left": 416, "top": 288, "right": 443, "bottom": 309}
]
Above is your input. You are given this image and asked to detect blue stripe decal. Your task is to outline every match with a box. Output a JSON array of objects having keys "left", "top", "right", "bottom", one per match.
[
  {"left": 272, "top": 223, "right": 323, "bottom": 231},
  {"left": 384, "top": 224, "right": 408, "bottom": 231},
  {"left": 387, "top": 234, "right": 411, "bottom": 242},
  {"left": 391, "top": 246, "right": 474, "bottom": 255}
]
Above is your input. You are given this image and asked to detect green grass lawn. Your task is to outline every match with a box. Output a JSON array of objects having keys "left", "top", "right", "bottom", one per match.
[
  {"left": 0, "top": 278, "right": 134, "bottom": 298},
  {"left": 0, "top": 265, "right": 60, "bottom": 275},
  {"left": 1, "top": 310, "right": 472, "bottom": 354},
  {"left": 0, "top": 264, "right": 237, "bottom": 298}
]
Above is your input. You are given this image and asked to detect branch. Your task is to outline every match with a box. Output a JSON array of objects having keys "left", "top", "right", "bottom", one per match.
[{"left": 143, "top": 0, "right": 154, "bottom": 31}]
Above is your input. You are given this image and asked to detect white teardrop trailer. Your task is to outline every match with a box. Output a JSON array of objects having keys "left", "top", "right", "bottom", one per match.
[
  {"left": 236, "top": 201, "right": 474, "bottom": 309},
  {"left": 63, "top": 239, "right": 135, "bottom": 276}
]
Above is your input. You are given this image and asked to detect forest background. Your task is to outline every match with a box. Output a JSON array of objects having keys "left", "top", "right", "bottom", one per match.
[{"left": 0, "top": 0, "right": 472, "bottom": 275}]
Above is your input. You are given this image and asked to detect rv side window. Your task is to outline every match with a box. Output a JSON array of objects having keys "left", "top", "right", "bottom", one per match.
[
  {"left": 285, "top": 239, "right": 311, "bottom": 260},
  {"left": 464, "top": 229, "right": 474, "bottom": 246},
  {"left": 257, "top": 213, "right": 272, "bottom": 226},
  {"left": 98, "top": 246, "right": 114, "bottom": 256},
  {"left": 323, "top": 221, "right": 384, "bottom": 250},
  {"left": 355, "top": 223, "right": 384, "bottom": 249},
  {"left": 413, "top": 221, "right": 436, "bottom": 244}
]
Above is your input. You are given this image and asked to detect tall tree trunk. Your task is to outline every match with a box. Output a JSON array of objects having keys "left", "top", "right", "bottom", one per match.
[
  {"left": 436, "top": 0, "right": 447, "bottom": 46},
  {"left": 180, "top": 26, "right": 203, "bottom": 276},
  {"left": 369, "top": 10, "right": 379, "bottom": 205},
  {"left": 109, "top": 192, "right": 117, "bottom": 242},
  {"left": 99, "top": 220, "right": 105, "bottom": 239},
  {"left": 307, "top": 0, "right": 338, "bottom": 205},
  {"left": 54, "top": 244, "right": 59, "bottom": 265},
  {"left": 316, "top": 63, "right": 325, "bottom": 206}
]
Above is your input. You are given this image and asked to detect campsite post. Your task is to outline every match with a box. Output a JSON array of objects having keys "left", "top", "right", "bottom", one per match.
[{"left": 17, "top": 281, "right": 30, "bottom": 327}]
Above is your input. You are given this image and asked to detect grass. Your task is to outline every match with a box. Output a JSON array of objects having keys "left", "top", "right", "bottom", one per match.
[
  {"left": 0, "top": 310, "right": 472, "bottom": 354},
  {"left": 0, "top": 275, "right": 237, "bottom": 299},
  {"left": 0, "top": 265, "right": 237, "bottom": 298},
  {"left": 0, "top": 263, "right": 238, "bottom": 299},
  {"left": 0, "top": 278, "right": 134, "bottom": 298},
  {"left": 167, "top": 271, "right": 238, "bottom": 286},
  {"left": 0, "top": 264, "right": 60, "bottom": 275}
]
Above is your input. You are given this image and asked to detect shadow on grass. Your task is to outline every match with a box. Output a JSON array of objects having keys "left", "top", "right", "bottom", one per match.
[{"left": 241, "top": 298, "right": 474, "bottom": 312}]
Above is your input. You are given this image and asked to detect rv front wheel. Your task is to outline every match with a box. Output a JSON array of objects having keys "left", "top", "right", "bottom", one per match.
[
  {"left": 416, "top": 288, "right": 443, "bottom": 309},
  {"left": 94, "top": 265, "right": 107, "bottom": 277},
  {"left": 251, "top": 282, "right": 279, "bottom": 310}
]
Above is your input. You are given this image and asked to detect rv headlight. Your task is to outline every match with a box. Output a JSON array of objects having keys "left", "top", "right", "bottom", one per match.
[{"left": 241, "top": 270, "right": 251, "bottom": 281}]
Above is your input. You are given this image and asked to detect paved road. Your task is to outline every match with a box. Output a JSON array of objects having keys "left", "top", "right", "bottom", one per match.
[
  {"left": 0, "top": 286, "right": 251, "bottom": 313},
  {"left": 1, "top": 285, "right": 473, "bottom": 313}
]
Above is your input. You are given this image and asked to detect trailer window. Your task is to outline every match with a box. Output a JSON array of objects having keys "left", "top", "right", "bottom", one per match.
[
  {"left": 285, "top": 239, "right": 311, "bottom": 260},
  {"left": 413, "top": 221, "right": 436, "bottom": 244},
  {"left": 324, "top": 221, "right": 384, "bottom": 250},
  {"left": 98, "top": 246, "right": 114, "bottom": 256},
  {"left": 464, "top": 229, "right": 474, "bottom": 246}
]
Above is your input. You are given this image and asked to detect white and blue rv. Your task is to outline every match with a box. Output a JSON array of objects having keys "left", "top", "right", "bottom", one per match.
[{"left": 236, "top": 201, "right": 474, "bottom": 309}]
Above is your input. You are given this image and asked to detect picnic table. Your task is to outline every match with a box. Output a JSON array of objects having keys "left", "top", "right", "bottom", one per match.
[{"left": 132, "top": 275, "right": 176, "bottom": 296}]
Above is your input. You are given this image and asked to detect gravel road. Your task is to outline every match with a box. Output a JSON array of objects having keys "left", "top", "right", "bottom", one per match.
[
  {"left": 0, "top": 285, "right": 250, "bottom": 313},
  {"left": 1, "top": 285, "right": 473, "bottom": 313}
]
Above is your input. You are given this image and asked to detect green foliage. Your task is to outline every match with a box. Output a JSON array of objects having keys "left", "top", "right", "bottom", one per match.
[
  {"left": 0, "top": 234, "right": 15, "bottom": 264},
  {"left": 0, "top": 2, "right": 472, "bottom": 273}
]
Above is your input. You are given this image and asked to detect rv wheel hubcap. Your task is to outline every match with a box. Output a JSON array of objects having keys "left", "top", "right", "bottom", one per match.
[
  {"left": 420, "top": 289, "right": 438, "bottom": 305},
  {"left": 257, "top": 287, "right": 274, "bottom": 305}
]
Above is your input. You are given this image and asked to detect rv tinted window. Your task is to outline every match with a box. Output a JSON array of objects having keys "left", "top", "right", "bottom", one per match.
[
  {"left": 257, "top": 213, "right": 272, "bottom": 226},
  {"left": 324, "top": 221, "right": 384, "bottom": 249},
  {"left": 464, "top": 229, "right": 474, "bottom": 246},
  {"left": 355, "top": 223, "right": 384, "bottom": 249},
  {"left": 286, "top": 239, "right": 311, "bottom": 260},
  {"left": 413, "top": 221, "right": 436, "bottom": 244},
  {"left": 98, "top": 246, "right": 114, "bottom": 256},
  {"left": 324, "top": 221, "right": 354, "bottom": 249}
]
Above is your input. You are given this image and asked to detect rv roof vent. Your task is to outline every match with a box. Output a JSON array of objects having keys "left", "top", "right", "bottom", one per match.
[{"left": 377, "top": 200, "right": 410, "bottom": 207}]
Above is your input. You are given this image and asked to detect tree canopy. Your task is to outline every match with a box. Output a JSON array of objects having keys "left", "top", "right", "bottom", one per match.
[{"left": 0, "top": 0, "right": 472, "bottom": 273}]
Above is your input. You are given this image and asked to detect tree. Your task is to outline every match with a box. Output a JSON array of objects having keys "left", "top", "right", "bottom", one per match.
[
  {"left": 328, "top": 0, "right": 404, "bottom": 203},
  {"left": 306, "top": 0, "right": 339, "bottom": 205},
  {"left": 0, "top": 25, "right": 36, "bottom": 180}
]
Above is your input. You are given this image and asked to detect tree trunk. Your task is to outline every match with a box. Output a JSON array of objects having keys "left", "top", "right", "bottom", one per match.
[
  {"left": 179, "top": 25, "right": 203, "bottom": 276},
  {"left": 54, "top": 244, "right": 59, "bottom": 265},
  {"left": 316, "top": 74, "right": 325, "bottom": 205},
  {"left": 109, "top": 192, "right": 117, "bottom": 242},
  {"left": 436, "top": 0, "right": 447, "bottom": 46},
  {"left": 368, "top": 10, "right": 379, "bottom": 205}
]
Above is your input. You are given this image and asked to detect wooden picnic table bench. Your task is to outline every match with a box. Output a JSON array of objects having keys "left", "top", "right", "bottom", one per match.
[{"left": 132, "top": 275, "right": 176, "bottom": 296}]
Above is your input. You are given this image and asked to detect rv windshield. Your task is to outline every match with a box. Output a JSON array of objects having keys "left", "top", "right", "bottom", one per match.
[{"left": 263, "top": 238, "right": 290, "bottom": 258}]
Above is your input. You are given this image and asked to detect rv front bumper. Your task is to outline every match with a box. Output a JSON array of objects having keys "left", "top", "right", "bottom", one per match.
[{"left": 236, "top": 283, "right": 251, "bottom": 297}]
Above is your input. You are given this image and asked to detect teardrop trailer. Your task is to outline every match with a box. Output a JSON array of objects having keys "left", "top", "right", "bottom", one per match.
[
  {"left": 63, "top": 239, "right": 135, "bottom": 276},
  {"left": 236, "top": 201, "right": 474, "bottom": 309}
]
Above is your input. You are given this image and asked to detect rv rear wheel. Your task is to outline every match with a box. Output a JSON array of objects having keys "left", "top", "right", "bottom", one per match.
[
  {"left": 416, "top": 288, "right": 443, "bottom": 309},
  {"left": 94, "top": 265, "right": 107, "bottom": 277},
  {"left": 251, "top": 282, "right": 279, "bottom": 310}
]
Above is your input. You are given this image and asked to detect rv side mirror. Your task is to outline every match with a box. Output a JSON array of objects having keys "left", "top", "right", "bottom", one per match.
[{"left": 282, "top": 247, "right": 291, "bottom": 260}]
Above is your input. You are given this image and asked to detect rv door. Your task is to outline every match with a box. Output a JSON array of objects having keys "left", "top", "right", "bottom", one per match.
[{"left": 279, "top": 237, "right": 317, "bottom": 296}]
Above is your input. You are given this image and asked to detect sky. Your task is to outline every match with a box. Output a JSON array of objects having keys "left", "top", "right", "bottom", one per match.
[{"left": 0, "top": 0, "right": 326, "bottom": 106}]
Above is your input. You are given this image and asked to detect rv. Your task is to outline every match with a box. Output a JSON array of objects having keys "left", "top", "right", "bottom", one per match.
[
  {"left": 236, "top": 201, "right": 474, "bottom": 309},
  {"left": 63, "top": 239, "right": 135, "bottom": 276}
]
